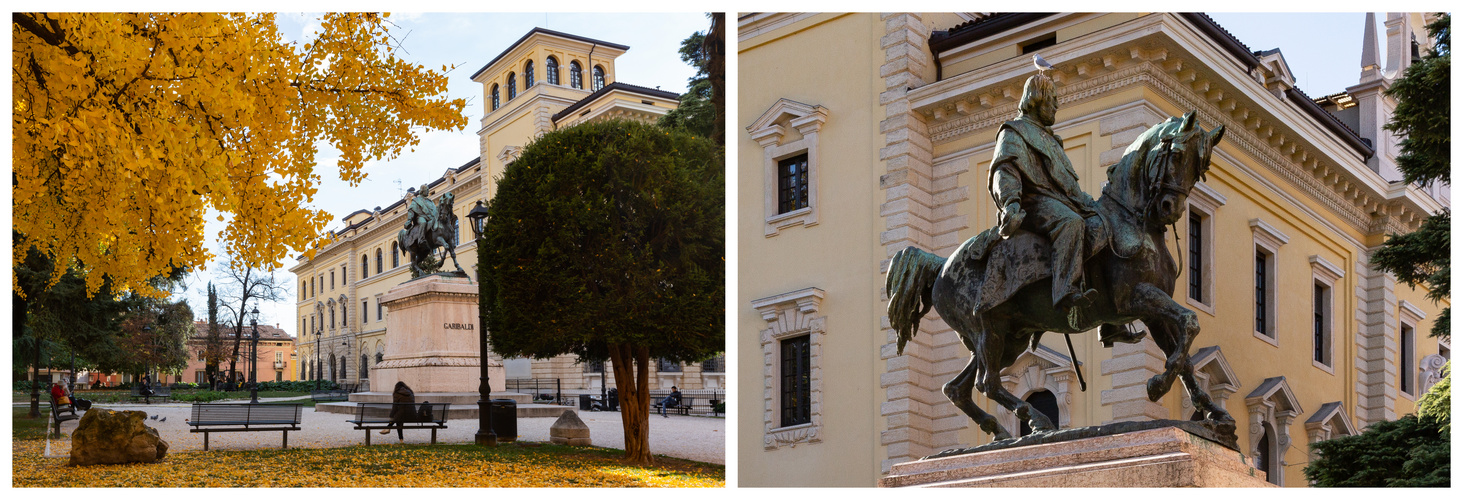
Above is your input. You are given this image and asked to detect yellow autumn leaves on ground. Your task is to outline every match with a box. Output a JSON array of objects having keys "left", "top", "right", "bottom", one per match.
[{"left": 12, "top": 437, "right": 723, "bottom": 487}]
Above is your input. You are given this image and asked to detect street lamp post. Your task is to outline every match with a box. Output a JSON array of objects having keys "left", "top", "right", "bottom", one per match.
[
  {"left": 315, "top": 329, "right": 322, "bottom": 384},
  {"left": 466, "top": 201, "right": 497, "bottom": 447},
  {"left": 249, "top": 306, "right": 260, "bottom": 404}
]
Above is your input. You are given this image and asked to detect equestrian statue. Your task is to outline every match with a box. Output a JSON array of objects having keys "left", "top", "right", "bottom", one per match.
[
  {"left": 886, "top": 63, "right": 1233, "bottom": 447},
  {"left": 397, "top": 185, "right": 467, "bottom": 280}
]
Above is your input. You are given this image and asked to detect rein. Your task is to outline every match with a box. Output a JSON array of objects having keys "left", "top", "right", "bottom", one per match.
[{"left": 1110, "top": 134, "right": 1186, "bottom": 273}]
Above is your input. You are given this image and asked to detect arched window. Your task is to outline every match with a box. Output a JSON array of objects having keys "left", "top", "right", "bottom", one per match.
[
  {"left": 340, "top": 357, "right": 347, "bottom": 381},
  {"left": 391, "top": 242, "right": 399, "bottom": 267},
  {"left": 360, "top": 354, "right": 370, "bottom": 378},
  {"left": 375, "top": 352, "right": 384, "bottom": 364},
  {"left": 546, "top": 56, "right": 559, "bottom": 85},
  {"left": 329, "top": 308, "right": 335, "bottom": 329},
  {"left": 507, "top": 73, "right": 517, "bottom": 99},
  {"left": 1018, "top": 390, "right": 1061, "bottom": 437},
  {"left": 491, "top": 84, "right": 500, "bottom": 110},
  {"left": 328, "top": 354, "right": 336, "bottom": 380},
  {"left": 524, "top": 60, "right": 535, "bottom": 88},
  {"left": 570, "top": 61, "right": 583, "bottom": 89},
  {"left": 592, "top": 65, "right": 605, "bottom": 91},
  {"left": 1257, "top": 424, "right": 1275, "bottom": 484},
  {"left": 361, "top": 255, "right": 369, "bottom": 278},
  {"left": 375, "top": 248, "right": 383, "bottom": 274}
]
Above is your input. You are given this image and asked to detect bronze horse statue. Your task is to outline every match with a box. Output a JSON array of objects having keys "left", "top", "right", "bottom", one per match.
[
  {"left": 887, "top": 111, "right": 1230, "bottom": 441},
  {"left": 397, "top": 192, "right": 467, "bottom": 279}
]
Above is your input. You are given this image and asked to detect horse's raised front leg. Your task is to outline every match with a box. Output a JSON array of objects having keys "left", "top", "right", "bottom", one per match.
[
  {"left": 944, "top": 355, "right": 1011, "bottom": 441},
  {"left": 1126, "top": 283, "right": 1199, "bottom": 403}
]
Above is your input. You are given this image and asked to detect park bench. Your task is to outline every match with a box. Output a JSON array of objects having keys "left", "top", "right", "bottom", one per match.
[
  {"left": 49, "top": 393, "right": 81, "bottom": 436},
  {"left": 188, "top": 403, "right": 303, "bottom": 451},
  {"left": 347, "top": 402, "right": 451, "bottom": 445},
  {"left": 652, "top": 396, "right": 695, "bottom": 416},
  {"left": 128, "top": 384, "right": 171, "bottom": 404},
  {"left": 310, "top": 389, "right": 349, "bottom": 402}
]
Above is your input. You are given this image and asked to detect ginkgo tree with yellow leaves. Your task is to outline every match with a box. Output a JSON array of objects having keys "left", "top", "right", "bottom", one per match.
[{"left": 12, "top": 12, "right": 468, "bottom": 297}]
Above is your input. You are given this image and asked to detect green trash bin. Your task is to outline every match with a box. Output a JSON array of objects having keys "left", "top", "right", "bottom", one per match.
[{"left": 490, "top": 399, "right": 517, "bottom": 442}]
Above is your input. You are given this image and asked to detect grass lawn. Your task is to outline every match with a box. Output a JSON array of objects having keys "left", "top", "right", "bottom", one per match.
[{"left": 11, "top": 409, "right": 723, "bottom": 487}]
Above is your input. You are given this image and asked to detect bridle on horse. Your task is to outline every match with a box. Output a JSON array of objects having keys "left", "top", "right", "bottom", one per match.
[{"left": 1110, "top": 132, "right": 1191, "bottom": 271}]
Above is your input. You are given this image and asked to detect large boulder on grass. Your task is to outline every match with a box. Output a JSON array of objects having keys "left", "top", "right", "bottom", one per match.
[
  {"left": 69, "top": 408, "right": 168, "bottom": 466},
  {"left": 550, "top": 410, "right": 591, "bottom": 446}
]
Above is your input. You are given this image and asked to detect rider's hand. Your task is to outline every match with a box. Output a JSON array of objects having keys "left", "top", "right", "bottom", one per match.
[{"left": 998, "top": 202, "right": 1025, "bottom": 238}]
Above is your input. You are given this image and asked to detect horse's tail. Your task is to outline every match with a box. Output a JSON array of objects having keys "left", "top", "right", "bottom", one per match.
[{"left": 887, "top": 246, "right": 946, "bottom": 356}]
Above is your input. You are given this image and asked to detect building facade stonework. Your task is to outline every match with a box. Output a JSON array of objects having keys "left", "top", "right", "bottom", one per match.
[
  {"left": 291, "top": 28, "right": 724, "bottom": 394},
  {"left": 739, "top": 12, "right": 1448, "bottom": 487}
]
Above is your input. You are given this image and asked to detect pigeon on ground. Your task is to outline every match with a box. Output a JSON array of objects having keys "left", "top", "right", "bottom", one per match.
[
  {"left": 158, "top": 417, "right": 166, "bottom": 422},
  {"left": 149, "top": 414, "right": 158, "bottom": 420},
  {"left": 1032, "top": 53, "right": 1053, "bottom": 74}
]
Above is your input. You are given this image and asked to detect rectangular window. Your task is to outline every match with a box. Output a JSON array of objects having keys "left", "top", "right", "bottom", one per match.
[
  {"left": 780, "top": 335, "right": 812, "bottom": 427},
  {"left": 376, "top": 298, "right": 383, "bottom": 321},
  {"left": 1313, "top": 283, "right": 1331, "bottom": 366},
  {"left": 362, "top": 300, "right": 368, "bottom": 323},
  {"left": 1401, "top": 323, "right": 1415, "bottom": 395},
  {"left": 275, "top": 351, "right": 283, "bottom": 363},
  {"left": 1255, "top": 250, "right": 1268, "bottom": 336},
  {"left": 656, "top": 359, "right": 682, "bottom": 373},
  {"left": 275, "top": 371, "right": 282, "bottom": 382},
  {"left": 1188, "top": 211, "right": 1203, "bottom": 303},
  {"left": 777, "top": 153, "right": 810, "bottom": 214},
  {"left": 330, "top": 270, "right": 334, "bottom": 289}
]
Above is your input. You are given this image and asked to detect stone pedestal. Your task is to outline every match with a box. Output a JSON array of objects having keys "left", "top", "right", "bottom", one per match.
[
  {"left": 880, "top": 426, "right": 1273, "bottom": 488},
  {"left": 372, "top": 275, "right": 505, "bottom": 394}
]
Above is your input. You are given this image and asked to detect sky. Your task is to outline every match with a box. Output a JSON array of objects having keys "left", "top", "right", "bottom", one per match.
[
  {"left": 1205, "top": 13, "right": 1390, "bottom": 96},
  {"left": 176, "top": 13, "right": 709, "bottom": 336}
]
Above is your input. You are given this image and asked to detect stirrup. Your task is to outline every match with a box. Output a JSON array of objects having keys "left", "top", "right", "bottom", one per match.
[{"left": 1099, "top": 323, "right": 1148, "bottom": 347}]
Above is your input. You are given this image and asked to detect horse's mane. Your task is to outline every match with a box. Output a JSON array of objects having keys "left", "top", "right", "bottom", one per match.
[{"left": 1099, "top": 117, "right": 1182, "bottom": 208}]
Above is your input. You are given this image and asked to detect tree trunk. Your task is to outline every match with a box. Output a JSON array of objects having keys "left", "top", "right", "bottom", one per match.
[
  {"left": 29, "top": 339, "right": 42, "bottom": 419},
  {"left": 609, "top": 342, "right": 654, "bottom": 464},
  {"left": 227, "top": 321, "right": 243, "bottom": 388}
]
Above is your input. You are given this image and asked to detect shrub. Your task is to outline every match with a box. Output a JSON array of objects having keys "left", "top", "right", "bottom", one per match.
[{"left": 174, "top": 390, "right": 228, "bottom": 403}]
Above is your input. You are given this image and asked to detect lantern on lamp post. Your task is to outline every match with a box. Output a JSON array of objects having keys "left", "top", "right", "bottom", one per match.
[{"left": 466, "top": 200, "right": 497, "bottom": 446}]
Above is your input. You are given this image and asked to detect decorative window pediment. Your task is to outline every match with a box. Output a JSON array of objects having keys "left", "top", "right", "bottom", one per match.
[
  {"left": 748, "top": 99, "right": 830, "bottom": 237},
  {"left": 1304, "top": 401, "right": 1357, "bottom": 442},
  {"left": 998, "top": 344, "right": 1079, "bottom": 430},
  {"left": 498, "top": 145, "right": 523, "bottom": 165},
  {"left": 1245, "top": 375, "right": 1302, "bottom": 485},
  {"left": 1187, "top": 346, "right": 1240, "bottom": 415},
  {"left": 752, "top": 287, "right": 826, "bottom": 450}
]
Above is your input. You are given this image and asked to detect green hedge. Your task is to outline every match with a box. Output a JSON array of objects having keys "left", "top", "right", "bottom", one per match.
[
  {"left": 173, "top": 390, "right": 228, "bottom": 403},
  {"left": 254, "top": 380, "right": 338, "bottom": 392}
]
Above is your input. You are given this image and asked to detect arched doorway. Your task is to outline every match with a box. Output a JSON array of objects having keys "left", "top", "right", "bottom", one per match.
[{"left": 1018, "top": 390, "right": 1061, "bottom": 436}]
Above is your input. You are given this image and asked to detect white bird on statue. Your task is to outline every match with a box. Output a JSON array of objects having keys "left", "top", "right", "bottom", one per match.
[{"left": 1032, "top": 53, "right": 1053, "bottom": 74}]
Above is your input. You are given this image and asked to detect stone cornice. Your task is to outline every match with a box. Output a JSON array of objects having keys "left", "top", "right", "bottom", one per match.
[{"left": 910, "top": 13, "right": 1436, "bottom": 235}]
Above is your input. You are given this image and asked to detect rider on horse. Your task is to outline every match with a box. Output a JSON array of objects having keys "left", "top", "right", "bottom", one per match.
[
  {"left": 987, "top": 74, "right": 1099, "bottom": 327},
  {"left": 403, "top": 184, "right": 438, "bottom": 250}
]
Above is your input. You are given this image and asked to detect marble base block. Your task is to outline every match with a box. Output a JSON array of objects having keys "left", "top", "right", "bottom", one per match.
[
  {"left": 372, "top": 275, "right": 505, "bottom": 394},
  {"left": 880, "top": 426, "right": 1274, "bottom": 488}
]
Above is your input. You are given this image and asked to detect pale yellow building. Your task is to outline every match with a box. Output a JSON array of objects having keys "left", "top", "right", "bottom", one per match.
[
  {"left": 291, "top": 27, "right": 725, "bottom": 394},
  {"left": 738, "top": 12, "right": 1448, "bottom": 487}
]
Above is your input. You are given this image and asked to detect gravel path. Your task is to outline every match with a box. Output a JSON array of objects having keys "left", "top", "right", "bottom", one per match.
[{"left": 44, "top": 401, "right": 725, "bottom": 465}]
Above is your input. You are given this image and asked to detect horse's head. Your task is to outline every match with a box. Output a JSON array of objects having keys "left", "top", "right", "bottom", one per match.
[{"left": 1111, "top": 111, "right": 1225, "bottom": 226}]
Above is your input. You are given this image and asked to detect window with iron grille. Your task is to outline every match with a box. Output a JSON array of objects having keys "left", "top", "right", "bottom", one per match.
[
  {"left": 1401, "top": 323, "right": 1415, "bottom": 395},
  {"left": 583, "top": 359, "right": 605, "bottom": 373},
  {"left": 1255, "top": 250, "right": 1269, "bottom": 336},
  {"left": 1188, "top": 211, "right": 1203, "bottom": 303},
  {"left": 780, "top": 335, "right": 812, "bottom": 427},
  {"left": 376, "top": 248, "right": 383, "bottom": 274},
  {"left": 778, "top": 153, "right": 810, "bottom": 214},
  {"left": 656, "top": 358, "right": 682, "bottom": 373},
  {"left": 701, "top": 355, "right": 725, "bottom": 373}
]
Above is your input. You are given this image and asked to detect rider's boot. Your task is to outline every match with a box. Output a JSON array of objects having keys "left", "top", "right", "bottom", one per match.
[
  {"left": 1057, "top": 289, "right": 1097, "bottom": 330},
  {"left": 1099, "top": 322, "right": 1148, "bottom": 348}
]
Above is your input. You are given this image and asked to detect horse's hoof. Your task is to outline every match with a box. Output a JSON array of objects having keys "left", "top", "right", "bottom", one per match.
[{"left": 1146, "top": 375, "right": 1166, "bottom": 402}]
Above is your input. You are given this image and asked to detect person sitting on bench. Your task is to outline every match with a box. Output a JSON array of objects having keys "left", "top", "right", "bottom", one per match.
[
  {"left": 379, "top": 381, "right": 416, "bottom": 441},
  {"left": 659, "top": 386, "right": 682, "bottom": 418}
]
